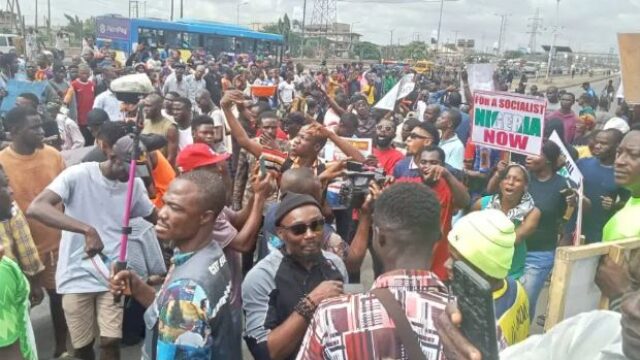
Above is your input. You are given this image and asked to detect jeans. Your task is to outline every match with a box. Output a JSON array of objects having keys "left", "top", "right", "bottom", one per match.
[{"left": 520, "top": 250, "right": 555, "bottom": 321}]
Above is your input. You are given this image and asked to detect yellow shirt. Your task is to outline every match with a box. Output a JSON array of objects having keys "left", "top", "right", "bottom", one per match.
[
  {"left": 362, "top": 84, "right": 376, "bottom": 105},
  {"left": 493, "top": 278, "right": 530, "bottom": 346}
]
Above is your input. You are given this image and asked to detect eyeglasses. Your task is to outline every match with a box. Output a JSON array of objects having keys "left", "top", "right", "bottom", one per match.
[
  {"left": 280, "top": 218, "right": 325, "bottom": 236},
  {"left": 376, "top": 125, "right": 393, "bottom": 132},
  {"left": 409, "top": 133, "right": 432, "bottom": 140}
]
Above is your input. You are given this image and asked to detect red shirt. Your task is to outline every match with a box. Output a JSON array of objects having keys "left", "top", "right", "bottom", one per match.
[
  {"left": 71, "top": 79, "right": 95, "bottom": 126},
  {"left": 372, "top": 146, "right": 404, "bottom": 175}
]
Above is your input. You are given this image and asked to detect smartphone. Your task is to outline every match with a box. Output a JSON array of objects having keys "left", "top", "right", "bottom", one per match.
[{"left": 451, "top": 261, "right": 499, "bottom": 360}]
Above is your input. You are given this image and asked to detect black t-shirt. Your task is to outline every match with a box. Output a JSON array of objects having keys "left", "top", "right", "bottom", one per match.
[{"left": 526, "top": 173, "right": 570, "bottom": 252}]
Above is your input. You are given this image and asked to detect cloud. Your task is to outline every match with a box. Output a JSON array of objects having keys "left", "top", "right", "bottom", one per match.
[{"left": 19, "top": 0, "right": 637, "bottom": 52}]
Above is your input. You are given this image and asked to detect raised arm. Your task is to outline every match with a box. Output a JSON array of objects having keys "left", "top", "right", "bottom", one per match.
[
  {"left": 308, "top": 123, "right": 366, "bottom": 163},
  {"left": 227, "top": 173, "right": 274, "bottom": 253},
  {"left": 220, "top": 90, "right": 263, "bottom": 158}
]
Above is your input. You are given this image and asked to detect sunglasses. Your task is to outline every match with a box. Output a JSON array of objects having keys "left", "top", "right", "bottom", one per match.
[
  {"left": 409, "top": 133, "right": 431, "bottom": 140},
  {"left": 376, "top": 125, "right": 393, "bottom": 132},
  {"left": 280, "top": 218, "right": 325, "bottom": 236}
]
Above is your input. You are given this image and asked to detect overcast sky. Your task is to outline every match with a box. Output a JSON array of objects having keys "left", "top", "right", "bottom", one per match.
[{"left": 20, "top": 0, "right": 639, "bottom": 53}]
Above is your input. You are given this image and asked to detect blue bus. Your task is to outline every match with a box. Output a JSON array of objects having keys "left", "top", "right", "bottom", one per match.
[{"left": 95, "top": 15, "right": 284, "bottom": 62}]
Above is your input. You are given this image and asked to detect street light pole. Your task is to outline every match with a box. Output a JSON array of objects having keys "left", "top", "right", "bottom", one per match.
[
  {"left": 236, "top": 1, "right": 248, "bottom": 25},
  {"left": 301, "top": 0, "right": 307, "bottom": 57},
  {"left": 436, "top": 0, "right": 444, "bottom": 54}
]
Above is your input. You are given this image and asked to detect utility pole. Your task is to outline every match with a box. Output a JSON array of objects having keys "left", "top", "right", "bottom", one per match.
[
  {"left": 545, "top": 0, "right": 561, "bottom": 81},
  {"left": 495, "top": 13, "right": 509, "bottom": 55},
  {"left": 34, "top": 0, "right": 37, "bottom": 29},
  {"left": 170, "top": 0, "right": 174, "bottom": 20},
  {"left": 389, "top": 29, "right": 394, "bottom": 59},
  {"left": 452, "top": 30, "right": 460, "bottom": 47},
  {"left": 436, "top": 0, "right": 444, "bottom": 54},
  {"left": 46, "top": 0, "right": 50, "bottom": 32},
  {"left": 301, "top": 0, "right": 306, "bottom": 57},
  {"left": 527, "top": 7, "right": 543, "bottom": 53},
  {"left": 180, "top": 0, "right": 183, "bottom": 18}
]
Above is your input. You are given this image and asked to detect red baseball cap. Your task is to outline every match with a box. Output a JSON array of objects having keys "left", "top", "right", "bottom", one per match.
[{"left": 176, "top": 144, "right": 230, "bottom": 173}]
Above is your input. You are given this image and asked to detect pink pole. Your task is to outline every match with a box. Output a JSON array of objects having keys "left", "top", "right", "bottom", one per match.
[{"left": 118, "top": 159, "right": 138, "bottom": 262}]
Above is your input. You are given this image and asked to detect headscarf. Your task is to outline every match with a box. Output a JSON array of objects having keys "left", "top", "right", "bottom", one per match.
[{"left": 579, "top": 114, "right": 596, "bottom": 131}]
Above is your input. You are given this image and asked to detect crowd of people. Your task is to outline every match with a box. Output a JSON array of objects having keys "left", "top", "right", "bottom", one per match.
[{"left": 0, "top": 40, "right": 639, "bottom": 360}]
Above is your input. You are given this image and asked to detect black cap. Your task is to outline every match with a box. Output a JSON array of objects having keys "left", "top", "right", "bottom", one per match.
[
  {"left": 87, "top": 108, "right": 110, "bottom": 127},
  {"left": 275, "top": 192, "right": 321, "bottom": 226}
]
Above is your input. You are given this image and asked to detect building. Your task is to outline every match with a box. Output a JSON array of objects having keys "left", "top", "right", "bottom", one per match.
[{"left": 303, "top": 22, "right": 361, "bottom": 58}]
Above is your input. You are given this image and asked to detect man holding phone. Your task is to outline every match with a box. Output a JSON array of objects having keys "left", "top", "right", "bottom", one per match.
[{"left": 297, "top": 183, "right": 450, "bottom": 359}]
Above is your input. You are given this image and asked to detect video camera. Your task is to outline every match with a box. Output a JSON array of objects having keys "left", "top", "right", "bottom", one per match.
[{"left": 338, "top": 161, "right": 386, "bottom": 209}]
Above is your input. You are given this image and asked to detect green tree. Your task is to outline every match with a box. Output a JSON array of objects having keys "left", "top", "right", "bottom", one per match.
[
  {"left": 354, "top": 41, "right": 381, "bottom": 60},
  {"left": 400, "top": 41, "right": 428, "bottom": 60},
  {"left": 63, "top": 14, "right": 95, "bottom": 45}
]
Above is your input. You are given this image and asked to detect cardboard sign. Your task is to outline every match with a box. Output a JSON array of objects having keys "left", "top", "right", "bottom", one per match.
[
  {"left": 549, "top": 130, "right": 583, "bottom": 186},
  {"left": 471, "top": 90, "right": 546, "bottom": 156},
  {"left": 617, "top": 33, "right": 640, "bottom": 104},
  {"left": 322, "top": 137, "right": 372, "bottom": 162},
  {"left": 374, "top": 74, "right": 415, "bottom": 111},
  {"left": 467, "top": 63, "right": 496, "bottom": 92}
]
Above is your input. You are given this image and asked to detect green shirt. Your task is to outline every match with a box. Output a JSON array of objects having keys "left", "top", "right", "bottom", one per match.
[
  {"left": 603, "top": 196, "right": 640, "bottom": 242},
  {"left": 0, "top": 257, "right": 37, "bottom": 360}
]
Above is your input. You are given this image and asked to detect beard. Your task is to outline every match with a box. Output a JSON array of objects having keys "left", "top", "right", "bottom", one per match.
[{"left": 375, "top": 136, "right": 394, "bottom": 148}]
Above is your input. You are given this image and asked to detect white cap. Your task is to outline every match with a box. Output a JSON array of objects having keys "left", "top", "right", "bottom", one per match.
[{"left": 603, "top": 117, "right": 630, "bottom": 133}]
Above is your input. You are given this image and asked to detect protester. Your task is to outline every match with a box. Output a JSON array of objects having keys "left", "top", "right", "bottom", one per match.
[
  {"left": 110, "top": 170, "right": 240, "bottom": 358},
  {"left": 162, "top": 63, "right": 188, "bottom": 97},
  {"left": 48, "top": 101, "right": 84, "bottom": 150},
  {"left": 172, "top": 97, "right": 194, "bottom": 150},
  {"left": 579, "top": 129, "right": 627, "bottom": 243},
  {"left": 93, "top": 82, "right": 122, "bottom": 122},
  {"left": 243, "top": 192, "right": 348, "bottom": 360},
  {"left": 142, "top": 93, "right": 179, "bottom": 165},
  {"left": 371, "top": 118, "right": 405, "bottom": 175},
  {"left": 547, "top": 92, "right": 578, "bottom": 144},
  {"left": 603, "top": 127, "right": 640, "bottom": 242},
  {"left": 0, "top": 243, "right": 38, "bottom": 360},
  {"left": 71, "top": 63, "right": 97, "bottom": 145},
  {"left": 521, "top": 141, "right": 576, "bottom": 320},
  {"left": 447, "top": 209, "right": 530, "bottom": 346},
  {"left": 27, "top": 134, "right": 157, "bottom": 360},
  {"left": 297, "top": 183, "right": 448, "bottom": 359},
  {"left": 0, "top": 106, "right": 68, "bottom": 358},
  {"left": 481, "top": 163, "right": 541, "bottom": 279},
  {"left": 415, "top": 146, "right": 471, "bottom": 280},
  {"left": 436, "top": 109, "right": 465, "bottom": 170}
]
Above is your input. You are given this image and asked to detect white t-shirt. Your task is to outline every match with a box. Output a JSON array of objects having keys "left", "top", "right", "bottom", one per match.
[
  {"left": 47, "top": 162, "right": 154, "bottom": 293},
  {"left": 178, "top": 126, "right": 193, "bottom": 150},
  {"left": 93, "top": 89, "right": 122, "bottom": 121},
  {"left": 278, "top": 81, "right": 295, "bottom": 105}
]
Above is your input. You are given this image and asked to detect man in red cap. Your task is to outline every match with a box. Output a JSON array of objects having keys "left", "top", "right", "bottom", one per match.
[{"left": 176, "top": 143, "right": 274, "bottom": 351}]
